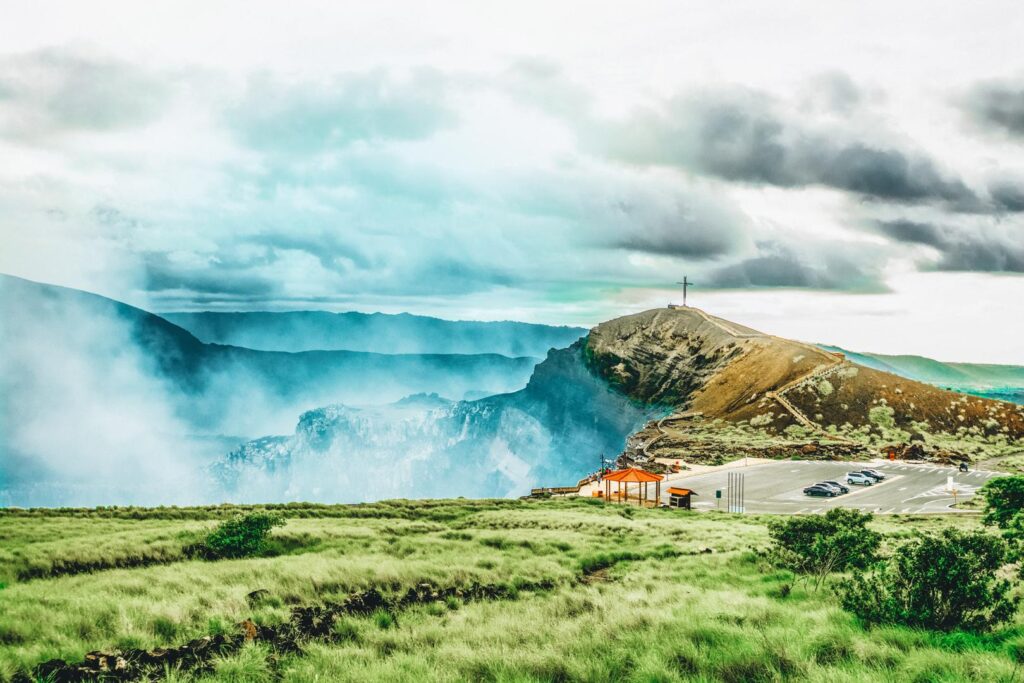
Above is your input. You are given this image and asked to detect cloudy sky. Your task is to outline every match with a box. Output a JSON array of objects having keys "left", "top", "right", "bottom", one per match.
[{"left": 2, "top": 2, "right": 1023, "bottom": 362}]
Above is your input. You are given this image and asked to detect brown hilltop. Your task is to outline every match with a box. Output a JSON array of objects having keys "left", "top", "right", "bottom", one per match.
[{"left": 584, "top": 307, "right": 1024, "bottom": 464}]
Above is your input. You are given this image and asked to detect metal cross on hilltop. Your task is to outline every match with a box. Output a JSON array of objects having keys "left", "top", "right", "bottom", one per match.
[{"left": 676, "top": 276, "right": 693, "bottom": 307}]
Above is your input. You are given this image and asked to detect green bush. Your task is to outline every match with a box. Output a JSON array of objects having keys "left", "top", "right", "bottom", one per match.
[
  {"left": 768, "top": 508, "right": 880, "bottom": 589},
  {"left": 980, "top": 476, "right": 1024, "bottom": 528},
  {"left": 868, "top": 405, "right": 896, "bottom": 430},
  {"left": 372, "top": 609, "right": 397, "bottom": 630},
  {"left": 841, "top": 529, "right": 1017, "bottom": 632},
  {"left": 203, "top": 512, "right": 285, "bottom": 559},
  {"left": 980, "top": 476, "right": 1024, "bottom": 569}
]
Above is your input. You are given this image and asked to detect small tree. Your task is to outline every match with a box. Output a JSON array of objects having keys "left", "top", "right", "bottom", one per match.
[
  {"left": 204, "top": 512, "right": 285, "bottom": 559},
  {"left": 981, "top": 476, "right": 1024, "bottom": 529},
  {"left": 841, "top": 528, "right": 1017, "bottom": 633},
  {"left": 980, "top": 476, "right": 1024, "bottom": 570},
  {"left": 768, "top": 508, "right": 880, "bottom": 589}
]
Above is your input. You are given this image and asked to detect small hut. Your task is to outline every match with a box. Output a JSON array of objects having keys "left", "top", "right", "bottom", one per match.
[
  {"left": 666, "top": 486, "right": 697, "bottom": 509},
  {"left": 602, "top": 468, "right": 663, "bottom": 506}
]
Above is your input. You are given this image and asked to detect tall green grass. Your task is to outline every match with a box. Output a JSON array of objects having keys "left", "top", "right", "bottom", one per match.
[{"left": 0, "top": 500, "right": 1016, "bottom": 682}]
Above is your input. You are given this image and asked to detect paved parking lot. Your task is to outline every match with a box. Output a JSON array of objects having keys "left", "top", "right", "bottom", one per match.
[{"left": 660, "top": 460, "right": 1004, "bottom": 514}]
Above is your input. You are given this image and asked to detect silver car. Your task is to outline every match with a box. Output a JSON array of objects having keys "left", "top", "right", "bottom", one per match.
[{"left": 847, "top": 472, "right": 874, "bottom": 486}]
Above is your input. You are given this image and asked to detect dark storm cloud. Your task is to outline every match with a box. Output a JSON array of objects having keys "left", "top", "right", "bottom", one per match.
[
  {"left": 878, "top": 219, "right": 944, "bottom": 247},
  {"left": 964, "top": 77, "right": 1024, "bottom": 137},
  {"left": 877, "top": 219, "right": 1024, "bottom": 272},
  {"left": 501, "top": 165, "right": 750, "bottom": 261},
  {"left": 608, "top": 196, "right": 745, "bottom": 259},
  {"left": 602, "top": 87, "right": 978, "bottom": 207},
  {"left": 990, "top": 181, "right": 1024, "bottom": 212},
  {"left": 226, "top": 69, "right": 457, "bottom": 155},
  {"left": 144, "top": 262, "right": 278, "bottom": 296},
  {"left": 706, "top": 242, "right": 887, "bottom": 292},
  {"left": 143, "top": 252, "right": 280, "bottom": 296},
  {"left": 0, "top": 48, "right": 170, "bottom": 136}
]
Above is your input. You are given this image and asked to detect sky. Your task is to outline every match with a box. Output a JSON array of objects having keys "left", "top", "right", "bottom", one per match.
[{"left": 1, "top": 2, "right": 1023, "bottom": 363}]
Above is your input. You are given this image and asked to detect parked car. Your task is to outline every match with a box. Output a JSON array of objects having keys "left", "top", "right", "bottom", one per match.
[
  {"left": 822, "top": 480, "right": 850, "bottom": 494},
  {"left": 847, "top": 472, "right": 874, "bottom": 486},
  {"left": 815, "top": 481, "right": 844, "bottom": 495},
  {"left": 860, "top": 468, "right": 886, "bottom": 481},
  {"left": 803, "top": 484, "right": 836, "bottom": 497}
]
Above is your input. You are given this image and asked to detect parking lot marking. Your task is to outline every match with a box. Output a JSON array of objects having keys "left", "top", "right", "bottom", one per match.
[{"left": 668, "top": 460, "right": 990, "bottom": 515}]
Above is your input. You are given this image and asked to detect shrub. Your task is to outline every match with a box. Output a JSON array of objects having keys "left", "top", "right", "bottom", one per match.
[
  {"left": 768, "top": 508, "right": 880, "bottom": 589},
  {"left": 980, "top": 476, "right": 1024, "bottom": 569},
  {"left": 841, "top": 529, "right": 1017, "bottom": 632},
  {"left": 203, "top": 512, "right": 285, "bottom": 559},
  {"left": 372, "top": 609, "right": 397, "bottom": 630},
  {"left": 868, "top": 405, "right": 896, "bottom": 430},
  {"left": 980, "top": 476, "right": 1024, "bottom": 528},
  {"left": 578, "top": 550, "right": 642, "bottom": 574}
]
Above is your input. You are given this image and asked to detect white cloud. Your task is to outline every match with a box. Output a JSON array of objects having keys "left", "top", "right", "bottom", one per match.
[{"left": 0, "top": 4, "right": 1023, "bottom": 362}]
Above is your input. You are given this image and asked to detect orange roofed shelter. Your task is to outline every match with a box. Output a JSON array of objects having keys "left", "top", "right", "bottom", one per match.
[{"left": 602, "top": 468, "right": 663, "bottom": 507}]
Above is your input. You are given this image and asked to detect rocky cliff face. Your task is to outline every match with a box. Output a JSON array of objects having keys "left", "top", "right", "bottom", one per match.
[
  {"left": 584, "top": 308, "right": 749, "bottom": 405},
  {"left": 215, "top": 342, "right": 656, "bottom": 502}
]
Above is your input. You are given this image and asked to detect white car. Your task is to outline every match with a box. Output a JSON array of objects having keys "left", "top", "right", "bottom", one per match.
[{"left": 847, "top": 472, "right": 874, "bottom": 486}]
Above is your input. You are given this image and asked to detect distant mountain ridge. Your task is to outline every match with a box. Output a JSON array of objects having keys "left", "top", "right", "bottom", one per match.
[
  {"left": 0, "top": 275, "right": 540, "bottom": 433},
  {"left": 164, "top": 310, "right": 586, "bottom": 356},
  {"left": 819, "top": 344, "right": 1024, "bottom": 391}
]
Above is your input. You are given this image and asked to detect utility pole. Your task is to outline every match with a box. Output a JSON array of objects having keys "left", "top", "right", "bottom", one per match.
[{"left": 676, "top": 276, "right": 693, "bottom": 307}]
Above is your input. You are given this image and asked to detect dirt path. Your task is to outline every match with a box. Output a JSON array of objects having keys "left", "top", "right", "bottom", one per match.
[
  {"left": 689, "top": 307, "right": 764, "bottom": 339},
  {"left": 639, "top": 411, "right": 702, "bottom": 459},
  {"left": 768, "top": 358, "right": 856, "bottom": 443}
]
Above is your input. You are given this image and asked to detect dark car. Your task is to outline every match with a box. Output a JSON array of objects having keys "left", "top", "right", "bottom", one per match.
[
  {"left": 803, "top": 485, "right": 836, "bottom": 497},
  {"left": 822, "top": 480, "right": 849, "bottom": 494},
  {"left": 861, "top": 468, "right": 885, "bottom": 481}
]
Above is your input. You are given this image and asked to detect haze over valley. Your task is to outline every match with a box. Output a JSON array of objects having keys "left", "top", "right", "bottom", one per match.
[{"left": 3, "top": 274, "right": 1022, "bottom": 507}]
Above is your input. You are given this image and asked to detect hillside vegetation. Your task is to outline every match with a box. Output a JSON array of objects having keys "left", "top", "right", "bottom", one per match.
[{"left": 1, "top": 501, "right": 1020, "bottom": 682}]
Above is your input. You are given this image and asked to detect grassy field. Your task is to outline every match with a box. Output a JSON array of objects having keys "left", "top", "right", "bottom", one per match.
[{"left": 0, "top": 500, "right": 1020, "bottom": 682}]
